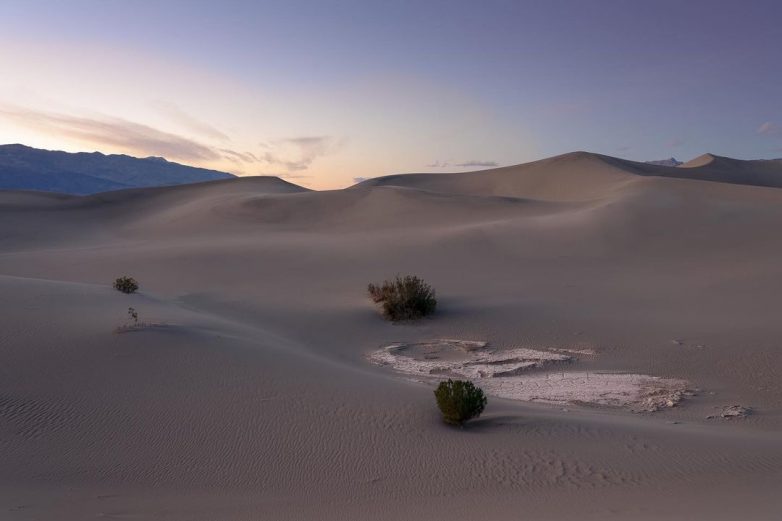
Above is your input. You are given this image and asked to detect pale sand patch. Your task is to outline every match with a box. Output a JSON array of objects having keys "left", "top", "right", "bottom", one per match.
[
  {"left": 551, "top": 347, "right": 597, "bottom": 356},
  {"left": 368, "top": 340, "right": 688, "bottom": 412},
  {"left": 707, "top": 405, "right": 752, "bottom": 420},
  {"left": 368, "top": 339, "right": 571, "bottom": 379},
  {"left": 481, "top": 372, "right": 688, "bottom": 412}
]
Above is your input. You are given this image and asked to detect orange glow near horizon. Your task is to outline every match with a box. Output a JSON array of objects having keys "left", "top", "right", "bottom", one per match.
[{"left": 0, "top": 38, "right": 537, "bottom": 190}]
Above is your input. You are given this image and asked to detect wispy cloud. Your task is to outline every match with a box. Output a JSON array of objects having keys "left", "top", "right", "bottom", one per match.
[
  {"left": 666, "top": 137, "right": 686, "bottom": 148},
  {"left": 0, "top": 104, "right": 222, "bottom": 162},
  {"left": 259, "top": 135, "right": 343, "bottom": 172},
  {"left": 220, "top": 149, "right": 260, "bottom": 164},
  {"left": 758, "top": 121, "right": 781, "bottom": 136},
  {"left": 353, "top": 176, "right": 370, "bottom": 183},
  {"left": 455, "top": 160, "right": 498, "bottom": 167},
  {"left": 426, "top": 160, "right": 450, "bottom": 168},
  {"left": 0, "top": 104, "right": 343, "bottom": 177},
  {"left": 427, "top": 159, "right": 498, "bottom": 168},
  {"left": 151, "top": 100, "right": 230, "bottom": 141}
]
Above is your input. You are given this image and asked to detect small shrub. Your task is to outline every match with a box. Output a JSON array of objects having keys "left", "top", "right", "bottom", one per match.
[
  {"left": 434, "top": 379, "right": 487, "bottom": 426},
  {"left": 114, "top": 276, "right": 139, "bottom": 294},
  {"left": 367, "top": 283, "right": 386, "bottom": 303},
  {"left": 114, "top": 306, "right": 161, "bottom": 333},
  {"left": 367, "top": 275, "right": 436, "bottom": 321}
]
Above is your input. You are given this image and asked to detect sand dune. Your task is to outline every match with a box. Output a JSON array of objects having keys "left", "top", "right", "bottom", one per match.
[
  {"left": 677, "top": 153, "right": 782, "bottom": 187},
  {"left": 358, "top": 151, "right": 640, "bottom": 201},
  {"left": 1, "top": 151, "right": 782, "bottom": 520},
  {"left": 361, "top": 150, "right": 782, "bottom": 197}
]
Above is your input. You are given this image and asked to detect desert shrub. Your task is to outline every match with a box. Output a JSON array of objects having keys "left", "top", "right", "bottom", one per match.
[
  {"left": 367, "top": 282, "right": 386, "bottom": 303},
  {"left": 113, "top": 276, "right": 139, "bottom": 294},
  {"left": 114, "top": 306, "right": 153, "bottom": 333},
  {"left": 434, "top": 379, "right": 487, "bottom": 426},
  {"left": 367, "top": 275, "right": 436, "bottom": 321}
]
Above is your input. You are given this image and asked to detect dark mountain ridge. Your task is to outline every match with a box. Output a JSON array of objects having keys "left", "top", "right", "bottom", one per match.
[{"left": 0, "top": 144, "right": 234, "bottom": 194}]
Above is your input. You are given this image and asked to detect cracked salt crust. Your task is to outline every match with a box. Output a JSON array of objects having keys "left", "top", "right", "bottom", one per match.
[{"left": 368, "top": 340, "right": 688, "bottom": 412}]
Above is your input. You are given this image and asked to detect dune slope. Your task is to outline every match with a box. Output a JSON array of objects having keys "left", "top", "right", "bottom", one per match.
[
  {"left": 360, "top": 151, "right": 782, "bottom": 198},
  {"left": 1, "top": 152, "right": 782, "bottom": 520}
]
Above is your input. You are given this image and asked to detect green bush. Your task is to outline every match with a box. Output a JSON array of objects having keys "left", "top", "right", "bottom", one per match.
[
  {"left": 434, "top": 379, "right": 487, "bottom": 426},
  {"left": 367, "top": 275, "right": 436, "bottom": 321},
  {"left": 113, "top": 276, "right": 139, "bottom": 294}
]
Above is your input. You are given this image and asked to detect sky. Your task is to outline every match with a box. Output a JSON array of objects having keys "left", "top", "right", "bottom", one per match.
[{"left": 1, "top": 0, "right": 781, "bottom": 189}]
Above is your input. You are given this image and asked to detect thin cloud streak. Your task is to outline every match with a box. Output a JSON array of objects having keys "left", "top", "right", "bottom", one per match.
[
  {"left": 455, "top": 160, "right": 499, "bottom": 167},
  {"left": 151, "top": 100, "right": 231, "bottom": 141},
  {"left": 0, "top": 104, "right": 342, "bottom": 177},
  {"left": 426, "top": 159, "right": 499, "bottom": 168},
  {"left": 220, "top": 149, "right": 260, "bottom": 164},
  {"left": 425, "top": 160, "right": 450, "bottom": 168},
  {"left": 259, "top": 136, "right": 344, "bottom": 172},
  {"left": 758, "top": 121, "right": 781, "bottom": 136},
  {"left": 0, "top": 104, "right": 222, "bottom": 162}
]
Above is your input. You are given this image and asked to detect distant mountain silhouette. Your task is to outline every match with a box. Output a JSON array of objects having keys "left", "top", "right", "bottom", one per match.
[
  {"left": 0, "top": 144, "right": 234, "bottom": 194},
  {"left": 646, "top": 157, "right": 683, "bottom": 167}
]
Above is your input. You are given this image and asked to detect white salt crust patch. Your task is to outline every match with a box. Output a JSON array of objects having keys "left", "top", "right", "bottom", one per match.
[{"left": 368, "top": 339, "right": 688, "bottom": 412}]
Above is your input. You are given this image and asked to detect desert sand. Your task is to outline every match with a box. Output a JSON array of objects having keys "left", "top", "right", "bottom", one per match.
[{"left": 2, "top": 152, "right": 782, "bottom": 520}]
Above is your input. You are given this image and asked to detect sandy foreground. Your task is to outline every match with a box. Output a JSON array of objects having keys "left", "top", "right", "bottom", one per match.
[{"left": 1, "top": 152, "right": 782, "bottom": 520}]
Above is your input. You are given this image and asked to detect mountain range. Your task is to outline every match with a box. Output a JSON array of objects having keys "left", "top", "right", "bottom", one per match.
[
  {"left": 0, "top": 144, "right": 234, "bottom": 194},
  {"left": 646, "top": 157, "right": 683, "bottom": 167}
]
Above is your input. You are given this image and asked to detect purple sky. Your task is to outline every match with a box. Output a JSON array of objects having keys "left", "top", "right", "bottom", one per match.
[{"left": 1, "top": 0, "right": 780, "bottom": 187}]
